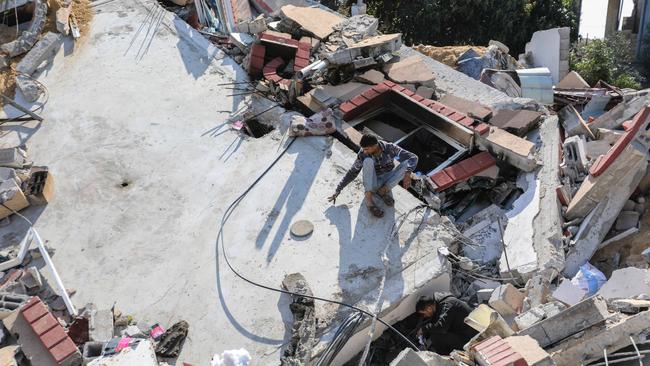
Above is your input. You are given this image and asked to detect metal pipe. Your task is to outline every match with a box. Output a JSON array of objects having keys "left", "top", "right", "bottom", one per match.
[
  {"left": 296, "top": 59, "right": 329, "bottom": 80},
  {"left": 33, "top": 228, "right": 77, "bottom": 316}
]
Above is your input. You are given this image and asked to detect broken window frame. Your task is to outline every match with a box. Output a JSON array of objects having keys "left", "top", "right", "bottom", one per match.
[{"left": 346, "top": 105, "right": 469, "bottom": 176}]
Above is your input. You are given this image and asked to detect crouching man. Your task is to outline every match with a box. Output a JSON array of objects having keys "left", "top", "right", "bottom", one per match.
[
  {"left": 328, "top": 134, "right": 418, "bottom": 218},
  {"left": 415, "top": 294, "right": 478, "bottom": 355}
]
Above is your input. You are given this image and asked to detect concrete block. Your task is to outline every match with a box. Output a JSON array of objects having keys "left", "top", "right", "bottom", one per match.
[
  {"left": 89, "top": 309, "right": 113, "bottom": 342},
  {"left": 489, "top": 284, "right": 525, "bottom": 316},
  {"left": 19, "top": 267, "right": 42, "bottom": 290},
  {"left": 15, "top": 32, "right": 64, "bottom": 76},
  {"left": 55, "top": 5, "right": 72, "bottom": 35},
  {"left": 0, "top": 293, "right": 29, "bottom": 319},
  {"left": 611, "top": 299, "right": 650, "bottom": 314},
  {"left": 477, "top": 127, "right": 537, "bottom": 172},
  {"left": 549, "top": 311, "right": 650, "bottom": 365},
  {"left": 614, "top": 210, "right": 640, "bottom": 231},
  {"left": 389, "top": 348, "right": 428, "bottom": 366},
  {"left": 514, "top": 301, "right": 566, "bottom": 330},
  {"left": 591, "top": 94, "right": 650, "bottom": 130},
  {"left": 525, "top": 275, "right": 550, "bottom": 308},
  {"left": 517, "top": 296, "right": 610, "bottom": 347},
  {"left": 0, "top": 148, "right": 28, "bottom": 169},
  {"left": 355, "top": 69, "right": 385, "bottom": 85},
  {"left": 551, "top": 279, "right": 586, "bottom": 306},
  {"left": 415, "top": 86, "right": 434, "bottom": 99},
  {"left": 597, "top": 267, "right": 650, "bottom": 300}
]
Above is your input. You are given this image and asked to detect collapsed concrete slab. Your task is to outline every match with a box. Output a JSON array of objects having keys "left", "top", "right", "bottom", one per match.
[
  {"left": 383, "top": 56, "right": 436, "bottom": 88},
  {"left": 589, "top": 94, "right": 650, "bottom": 130},
  {"left": 597, "top": 267, "right": 650, "bottom": 300},
  {"left": 548, "top": 310, "right": 650, "bottom": 366},
  {"left": 517, "top": 295, "right": 610, "bottom": 348},
  {"left": 499, "top": 117, "right": 563, "bottom": 282}
]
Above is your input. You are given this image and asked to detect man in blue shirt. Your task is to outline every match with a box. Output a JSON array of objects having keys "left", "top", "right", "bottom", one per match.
[{"left": 328, "top": 134, "right": 418, "bottom": 217}]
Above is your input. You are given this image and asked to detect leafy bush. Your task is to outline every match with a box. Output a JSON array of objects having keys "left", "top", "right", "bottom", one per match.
[{"left": 570, "top": 33, "right": 642, "bottom": 89}]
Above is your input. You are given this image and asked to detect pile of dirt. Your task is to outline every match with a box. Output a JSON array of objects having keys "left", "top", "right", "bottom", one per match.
[{"left": 413, "top": 44, "right": 487, "bottom": 67}]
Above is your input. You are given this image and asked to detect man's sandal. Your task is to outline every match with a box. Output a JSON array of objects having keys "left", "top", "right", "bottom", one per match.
[
  {"left": 379, "top": 192, "right": 394, "bottom": 207},
  {"left": 368, "top": 205, "right": 384, "bottom": 218}
]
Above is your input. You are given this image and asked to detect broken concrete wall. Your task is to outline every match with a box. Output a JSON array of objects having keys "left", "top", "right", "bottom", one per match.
[
  {"left": 15, "top": 32, "right": 64, "bottom": 102},
  {"left": 519, "top": 27, "right": 570, "bottom": 84},
  {"left": 548, "top": 311, "right": 650, "bottom": 366},
  {"left": 564, "top": 144, "right": 648, "bottom": 277}
]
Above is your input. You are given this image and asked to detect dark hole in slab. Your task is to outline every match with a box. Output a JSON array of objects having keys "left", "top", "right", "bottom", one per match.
[{"left": 243, "top": 119, "right": 275, "bottom": 138}]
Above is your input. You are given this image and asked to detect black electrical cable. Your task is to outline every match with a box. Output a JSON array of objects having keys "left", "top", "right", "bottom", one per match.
[{"left": 217, "top": 137, "right": 420, "bottom": 352}]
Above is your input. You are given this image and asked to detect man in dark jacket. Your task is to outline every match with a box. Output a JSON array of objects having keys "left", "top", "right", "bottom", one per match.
[
  {"left": 415, "top": 294, "right": 477, "bottom": 355},
  {"left": 328, "top": 133, "right": 418, "bottom": 218}
]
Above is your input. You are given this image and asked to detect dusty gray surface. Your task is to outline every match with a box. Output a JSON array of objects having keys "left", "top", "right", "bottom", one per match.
[{"left": 0, "top": 1, "right": 455, "bottom": 363}]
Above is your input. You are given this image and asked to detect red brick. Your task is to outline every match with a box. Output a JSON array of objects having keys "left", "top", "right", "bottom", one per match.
[
  {"left": 249, "top": 56, "right": 265, "bottom": 70},
  {"left": 49, "top": 338, "right": 78, "bottom": 363},
  {"left": 298, "top": 42, "right": 311, "bottom": 51},
  {"left": 459, "top": 116, "right": 475, "bottom": 127},
  {"left": 372, "top": 84, "right": 390, "bottom": 93},
  {"left": 457, "top": 157, "right": 481, "bottom": 173},
  {"left": 22, "top": 302, "right": 48, "bottom": 323},
  {"left": 340, "top": 102, "right": 356, "bottom": 114},
  {"left": 266, "top": 74, "right": 283, "bottom": 83},
  {"left": 350, "top": 95, "right": 369, "bottom": 107},
  {"left": 445, "top": 164, "right": 469, "bottom": 181},
  {"left": 392, "top": 85, "right": 405, "bottom": 93},
  {"left": 430, "top": 102, "right": 445, "bottom": 113},
  {"left": 472, "top": 151, "right": 496, "bottom": 167},
  {"left": 421, "top": 98, "right": 436, "bottom": 107},
  {"left": 430, "top": 171, "right": 454, "bottom": 189},
  {"left": 473, "top": 336, "right": 502, "bottom": 352},
  {"left": 474, "top": 123, "right": 491, "bottom": 135},
  {"left": 411, "top": 94, "right": 425, "bottom": 102},
  {"left": 295, "top": 48, "right": 310, "bottom": 59},
  {"left": 361, "top": 89, "right": 380, "bottom": 100},
  {"left": 557, "top": 186, "right": 570, "bottom": 206},
  {"left": 401, "top": 89, "right": 415, "bottom": 97},
  {"left": 266, "top": 57, "right": 284, "bottom": 68},
  {"left": 250, "top": 44, "right": 266, "bottom": 59},
  {"left": 41, "top": 326, "right": 68, "bottom": 348},
  {"left": 382, "top": 80, "right": 396, "bottom": 87},
  {"left": 31, "top": 313, "right": 58, "bottom": 335},
  {"left": 279, "top": 79, "right": 291, "bottom": 86}
]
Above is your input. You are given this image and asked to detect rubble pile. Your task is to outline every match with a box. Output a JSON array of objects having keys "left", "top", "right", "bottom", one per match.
[
  {"left": 179, "top": 2, "right": 650, "bottom": 364},
  {"left": 2, "top": 0, "right": 650, "bottom": 364}
]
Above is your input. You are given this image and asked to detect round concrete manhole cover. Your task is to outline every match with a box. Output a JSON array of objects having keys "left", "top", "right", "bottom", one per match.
[{"left": 290, "top": 220, "right": 314, "bottom": 237}]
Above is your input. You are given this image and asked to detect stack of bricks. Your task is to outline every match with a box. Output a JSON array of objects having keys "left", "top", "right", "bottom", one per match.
[
  {"left": 338, "top": 80, "right": 490, "bottom": 135},
  {"left": 471, "top": 336, "right": 527, "bottom": 366},
  {"left": 20, "top": 297, "right": 81, "bottom": 365}
]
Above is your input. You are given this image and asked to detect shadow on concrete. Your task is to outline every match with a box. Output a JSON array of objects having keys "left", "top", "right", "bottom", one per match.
[
  {"left": 0, "top": 204, "right": 48, "bottom": 251},
  {"left": 0, "top": 120, "right": 43, "bottom": 146},
  {"left": 255, "top": 140, "right": 326, "bottom": 263}
]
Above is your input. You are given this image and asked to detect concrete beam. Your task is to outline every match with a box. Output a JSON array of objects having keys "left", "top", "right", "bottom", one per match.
[
  {"left": 549, "top": 311, "right": 650, "bottom": 366},
  {"left": 15, "top": 32, "right": 64, "bottom": 102},
  {"left": 517, "top": 296, "right": 610, "bottom": 348}
]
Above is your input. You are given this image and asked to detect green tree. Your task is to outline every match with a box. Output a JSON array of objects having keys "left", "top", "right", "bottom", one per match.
[
  {"left": 363, "top": 0, "right": 578, "bottom": 55},
  {"left": 570, "top": 33, "right": 642, "bottom": 88}
]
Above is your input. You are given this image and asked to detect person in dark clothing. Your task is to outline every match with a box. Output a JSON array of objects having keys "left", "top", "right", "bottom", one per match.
[
  {"left": 415, "top": 294, "right": 477, "bottom": 355},
  {"left": 327, "top": 133, "right": 418, "bottom": 218}
]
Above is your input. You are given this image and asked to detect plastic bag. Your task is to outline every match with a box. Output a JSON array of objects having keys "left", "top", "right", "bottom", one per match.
[{"left": 571, "top": 262, "right": 607, "bottom": 296}]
